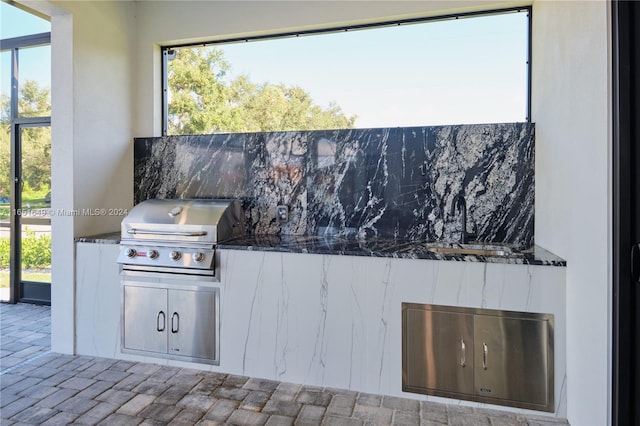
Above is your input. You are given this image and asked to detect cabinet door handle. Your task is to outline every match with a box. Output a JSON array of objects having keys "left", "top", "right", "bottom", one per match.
[
  {"left": 460, "top": 339, "right": 466, "bottom": 367},
  {"left": 171, "top": 312, "right": 179, "bottom": 333},
  {"left": 157, "top": 311, "right": 165, "bottom": 332},
  {"left": 482, "top": 342, "right": 488, "bottom": 370},
  {"left": 632, "top": 243, "right": 640, "bottom": 283}
]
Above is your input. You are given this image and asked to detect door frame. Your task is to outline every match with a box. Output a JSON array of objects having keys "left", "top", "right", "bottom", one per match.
[
  {"left": 12, "top": 120, "right": 52, "bottom": 305},
  {"left": 612, "top": 1, "right": 639, "bottom": 424},
  {"left": 1, "top": 31, "right": 52, "bottom": 305}
]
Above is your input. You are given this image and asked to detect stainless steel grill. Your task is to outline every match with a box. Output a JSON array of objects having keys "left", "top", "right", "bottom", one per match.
[
  {"left": 117, "top": 198, "right": 243, "bottom": 277},
  {"left": 118, "top": 199, "right": 241, "bottom": 365}
]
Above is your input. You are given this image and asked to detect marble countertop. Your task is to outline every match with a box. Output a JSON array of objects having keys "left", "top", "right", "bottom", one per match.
[
  {"left": 218, "top": 235, "right": 566, "bottom": 267},
  {"left": 76, "top": 232, "right": 565, "bottom": 266},
  {"left": 75, "top": 232, "right": 121, "bottom": 244}
]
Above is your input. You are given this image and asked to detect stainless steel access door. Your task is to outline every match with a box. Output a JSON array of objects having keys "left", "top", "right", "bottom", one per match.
[
  {"left": 123, "top": 285, "right": 168, "bottom": 354},
  {"left": 474, "top": 315, "right": 550, "bottom": 406},
  {"left": 403, "top": 307, "right": 475, "bottom": 396},
  {"left": 167, "top": 288, "right": 217, "bottom": 360},
  {"left": 402, "top": 303, "right": 554, "bottom": 412},
  {"left": 121, "top": 270, "right": 220, "bottom": 365}
]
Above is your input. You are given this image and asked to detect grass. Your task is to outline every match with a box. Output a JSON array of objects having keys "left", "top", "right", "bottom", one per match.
[
  {"left": 0, "top": 270, "right": 51, "bottom": 288},
  {"left": 0, "top": 187, "right": 50, "bottom": 219}
]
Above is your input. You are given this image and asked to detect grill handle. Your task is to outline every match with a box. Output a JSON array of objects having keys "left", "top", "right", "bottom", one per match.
[{"left": 127, "top": 229, "right": 208, "bottom": 237}]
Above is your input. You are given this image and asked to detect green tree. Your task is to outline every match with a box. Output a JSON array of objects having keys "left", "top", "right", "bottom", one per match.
[
  {"left": 167, "top": 47, "right": 356, "bottom": 134},
  {"left": 168, "top": 48, "right": 232, "bottom": 134},
  {"left": 0, "top": 94, "right": 11, "bottom": 200},
  {"left": 18, "top": 80, "right": 51, "bottom": 118},
  {"left": 0, "top": 82, "right": 51, "bottom": 200},
  {"left": 21, "top": 125, "right": 51, "bottom": 193},
  {"left": 0, "top": 142, "right": 8, "bottom": 200}
]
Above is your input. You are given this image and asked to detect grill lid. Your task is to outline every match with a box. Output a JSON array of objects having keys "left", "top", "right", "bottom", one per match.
[{"left": 121, "top": 199, "right": 243, "bottom": 244}]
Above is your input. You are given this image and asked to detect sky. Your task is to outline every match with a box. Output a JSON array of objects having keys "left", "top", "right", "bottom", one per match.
[
  {"left": 0, "top": 2, "right": 528, "bottom": 128},
  {"left": 0, "top": 2, "right": 51, "bottom": 105},
  {"left": 199, "top": 11, "right": 529, "bottom": 128}
]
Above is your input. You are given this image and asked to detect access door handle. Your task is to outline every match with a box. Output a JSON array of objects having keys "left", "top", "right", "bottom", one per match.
[
  {"left": 156, "top": 311, "right": 165, "bottom": 332},
  {"left": 171, "top": 312, "right": 179, "bottom": 333},
  {"left": 460, "top": 339, "right": 466, "bottom": 367},
  {"left": 482, "top": 342, "right": 489, "bottom": 370},
  {"left": 632, "top": 243, "right": 640, "bottom": 283}
]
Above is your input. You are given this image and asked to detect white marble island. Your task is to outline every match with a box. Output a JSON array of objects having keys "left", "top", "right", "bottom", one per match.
[{"left": 74, "top": 236, "right": 566, "bottom": 418}]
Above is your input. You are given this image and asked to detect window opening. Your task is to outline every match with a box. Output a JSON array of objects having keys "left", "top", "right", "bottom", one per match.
[
  {"left": 162, "top": 7, "right": 531, "bottom": 135},
  {"left": 1, "top": 2, "right": 51, "bottom": 304}
]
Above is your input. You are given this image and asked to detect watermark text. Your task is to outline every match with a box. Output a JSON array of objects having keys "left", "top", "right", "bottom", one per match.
[{"left": 0, "top": 208, "right": 129, "bottom": 217}]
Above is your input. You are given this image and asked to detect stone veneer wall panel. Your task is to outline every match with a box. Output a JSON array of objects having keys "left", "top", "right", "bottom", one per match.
[{"left": 134, "top": 122, "right": 534, "bottom": 246}]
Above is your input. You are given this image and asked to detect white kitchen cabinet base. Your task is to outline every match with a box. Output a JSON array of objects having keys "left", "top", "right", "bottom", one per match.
[{"left": 75, "top": 243, "right": 566, "bottom": 418}]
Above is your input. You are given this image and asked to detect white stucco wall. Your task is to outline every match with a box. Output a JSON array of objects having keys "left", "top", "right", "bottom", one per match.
[
  {"left": 22, "top": 0, "right": 136, "bottom": 353},
  {"left": 49, "top": 0, "right": 136, "bottom": 237},
  {"left": 532, "top": 1, "right": 610, "bottom": 425}
]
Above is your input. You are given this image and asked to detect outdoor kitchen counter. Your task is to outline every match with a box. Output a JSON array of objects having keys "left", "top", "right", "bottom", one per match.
[
  {"left": 73, "top": 232, "right": 567, "bottom": 417},
  {"left": 217, "top": 234, "right": 566, "bottom": 267}
]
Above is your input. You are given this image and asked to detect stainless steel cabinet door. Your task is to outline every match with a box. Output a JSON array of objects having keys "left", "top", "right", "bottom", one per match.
[
  {"left": 123, "top": 286, "right": 168, "bottom": 354},
  {"left": 167, "top": 289, "right": 216, "bottom": 360},
  {"left": 474, "top": 315, "right": 549, "bottom": 406},
  {"left": 403, "top": 307, "right": 474, "bottom": 395}
]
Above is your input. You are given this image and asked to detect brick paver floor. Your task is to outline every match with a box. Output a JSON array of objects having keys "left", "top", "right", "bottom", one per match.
[{"left": 1, "top": 303, "right": 570, "bottom": 425}]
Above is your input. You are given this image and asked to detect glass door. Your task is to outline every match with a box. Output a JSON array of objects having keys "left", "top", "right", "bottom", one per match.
[
  {"left": 0, "top": 23, "right": 52, "bottom": 304},
  {"left": 18, "top": 124, "right": 51, "bottom": 302},
  {"left": 0, "top": 98, "right": 9, "bottom": 302}
]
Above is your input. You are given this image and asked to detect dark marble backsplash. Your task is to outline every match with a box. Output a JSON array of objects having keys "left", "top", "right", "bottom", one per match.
[{"left": 134, "top": 123, "right": 534, "bottom": 247}]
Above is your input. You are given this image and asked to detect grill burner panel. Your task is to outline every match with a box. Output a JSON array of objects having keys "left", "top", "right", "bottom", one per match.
[{"left": 118, "top": 244, "right": 215, "bottom": 270}]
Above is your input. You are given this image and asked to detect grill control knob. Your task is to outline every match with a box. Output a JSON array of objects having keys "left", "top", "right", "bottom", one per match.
[
  {"left": 193, "top": 252, "right": 205, "bottom": 263},
  {"left": 170, "top": 251, "right": 182, "bottom": 261},
  {"left": 148, "top": 250, "right": 159, "bottom": 259},
  {"left": 126, "top": 248, "right": 137, "bottom": 258}
]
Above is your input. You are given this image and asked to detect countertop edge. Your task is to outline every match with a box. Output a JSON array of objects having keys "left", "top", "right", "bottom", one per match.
[
  {"left": 217, "top": 243, "right": 566, "bottom": 267},
  {"left": 75, "top": 233, "right": 566, "bottom": 267},
  {"left": 218, "top": 236, "right": 566, "bottom": 267}
]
